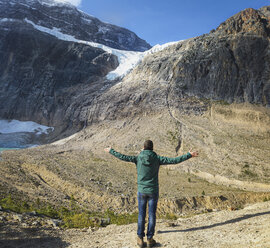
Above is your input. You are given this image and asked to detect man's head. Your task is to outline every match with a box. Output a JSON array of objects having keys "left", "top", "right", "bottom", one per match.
[{"left": 144, "top": 140, "right": 153, "bottom": 150}]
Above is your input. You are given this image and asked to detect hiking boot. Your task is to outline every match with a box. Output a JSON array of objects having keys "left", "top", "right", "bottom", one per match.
[
  {"left": 137, "top": 236, "right": 144, "bottom": 248},
  {"left": 147, "top": 237, "right": 156, "bottom": 247}
]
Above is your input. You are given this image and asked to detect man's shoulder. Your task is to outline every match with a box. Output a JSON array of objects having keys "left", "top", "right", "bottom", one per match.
[{"left": 138, "top": 150, "right": 158, "bottom": 156}]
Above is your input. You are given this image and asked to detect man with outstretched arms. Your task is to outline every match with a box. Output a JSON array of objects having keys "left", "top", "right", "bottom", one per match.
[{"left": 105, "top": 140, "right": 198, "bottom": 248}]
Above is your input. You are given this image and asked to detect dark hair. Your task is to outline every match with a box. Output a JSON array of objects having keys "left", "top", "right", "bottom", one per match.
[{"left": 144, "top": 140, "right": 153, "bottom": 150}]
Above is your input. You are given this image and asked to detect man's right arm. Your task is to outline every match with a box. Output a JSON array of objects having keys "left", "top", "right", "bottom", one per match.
[{"left": 106, "top": 148, "right": 137, "bottom": 163}]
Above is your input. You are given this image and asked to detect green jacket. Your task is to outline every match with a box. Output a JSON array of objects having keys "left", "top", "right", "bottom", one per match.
[{"left": 109, "top": 149, "right": 192, "bottom": 194}]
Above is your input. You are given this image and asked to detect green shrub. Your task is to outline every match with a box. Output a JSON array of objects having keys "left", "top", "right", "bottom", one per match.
[
  {"left": 164, "top": 213, "right": 178, "bottom": 220},
  {"left": 105, "top": 209, "right": 138, "bottom": 225},
  {"left": 62, "top": 212, "right": 94, "bottom": 228},
  {"left": 242, "top": 169, "right": 257, "bottom": 178},
  {"left": 167, "top": 130, "right": 179, "bottom": 143},
  {"left": 243, "top": 162, "right": 250, "bottom": 169},
  {"left": 0, "top": 195, "right": 21, "bottom": 212}
]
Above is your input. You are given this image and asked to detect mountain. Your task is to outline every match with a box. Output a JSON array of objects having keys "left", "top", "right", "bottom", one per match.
[
  {"left": 1, "top": 3, "right": 269, "bottom": 134},
  {"left": 72, "top": 7, "right": 270, "bottom": 128},
  {"left": 0, "top": 0, "right": 151, "bottom": 135}
]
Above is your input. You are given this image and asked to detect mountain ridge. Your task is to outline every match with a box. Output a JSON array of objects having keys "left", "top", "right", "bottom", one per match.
[
  {"left": 0, "top": 0, "right": 151, "bottom": 52},
  {"left": 215, "top": 7, "right": 270, "bottom": 37}
]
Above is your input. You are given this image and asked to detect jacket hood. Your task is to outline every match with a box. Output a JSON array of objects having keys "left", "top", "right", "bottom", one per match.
[{"left": 139, "top": 150, "right": 157, "bottom": 166}]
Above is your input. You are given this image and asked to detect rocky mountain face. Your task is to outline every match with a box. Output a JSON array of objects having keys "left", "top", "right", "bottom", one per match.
[
  {"left": 86, "top": 7, "right": 270, "bottom": 125},
  {"left": 0, "top": 3, "right": 269, "bottom": 136},
  {"left": 0, "top": 19, "right": 118, "bottom": 129},
  {"left": 216, "top": 7, "right": 270, "bottom": 37}
]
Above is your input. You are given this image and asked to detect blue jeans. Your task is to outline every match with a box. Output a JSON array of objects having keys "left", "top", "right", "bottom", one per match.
[{"left": 137, "top": 192, "right": 159, "bottom": 239}]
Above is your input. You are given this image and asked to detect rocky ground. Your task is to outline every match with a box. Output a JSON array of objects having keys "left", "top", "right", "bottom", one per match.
[
  {"left": 66, "top": 200, "right": 270, "bottom": 248},
  {"left": 1, "top": 107, "right": 270, "bottom": 212},
  {"left": 1, "top": 106, "right": 270, "bottom": 247},
  {"left": 1, "top": 200, "right": 270, "bottom": 247}
]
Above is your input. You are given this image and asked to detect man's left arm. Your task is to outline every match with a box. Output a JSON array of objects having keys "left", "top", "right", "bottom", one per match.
[{"left": 158, "top": 149, "right": 198, "bottom": 165}]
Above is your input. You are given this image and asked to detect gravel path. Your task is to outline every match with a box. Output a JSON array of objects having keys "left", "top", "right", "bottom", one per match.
[{"left": 66, "top": 201, "right": 270, "bottom": 248}]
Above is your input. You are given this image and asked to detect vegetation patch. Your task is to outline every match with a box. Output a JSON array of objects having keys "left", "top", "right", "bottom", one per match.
[
  {"left": 160, "top": 212, "right": 178, "bottom": 220},
  {"left": 167, "top": 130, "right": 179, "bottom": 143},
  {"left": 240, "top": 168, "right": 258, "bottom": 179},
  {"left": 0, "top": 195, "right": 138, "bottom": 228},
  {"left": 105, "top": 210, "right": 138, "bottom": 225}
]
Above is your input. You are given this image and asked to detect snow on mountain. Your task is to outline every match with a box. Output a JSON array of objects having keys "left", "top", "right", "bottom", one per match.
[
  {"left": 23, "top": 18, "right": 181, "bottom": 80},
  {"left": 38, "top": 0, "right": 75, "bottom": 7},
  {"left": 54, "top": 0, "right": 81, "bottom": 6},
  {"left": 0, "top": 119, "right": 54, "bottom": 149}
]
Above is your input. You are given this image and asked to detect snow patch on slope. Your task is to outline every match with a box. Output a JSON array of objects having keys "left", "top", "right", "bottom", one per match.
[
  {"left": 0, "top": 120, "right": 53, "bottom": 135},
  {"left": 0, "top": 119, "right": 54, "bottom": 149},
  {"left": 38, "top": 0, "right": 79, "bottom": 7}
]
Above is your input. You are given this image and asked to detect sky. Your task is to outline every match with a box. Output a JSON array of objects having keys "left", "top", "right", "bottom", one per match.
[{"left": 58, "top": 0, "right": 270, "bottom": 46}]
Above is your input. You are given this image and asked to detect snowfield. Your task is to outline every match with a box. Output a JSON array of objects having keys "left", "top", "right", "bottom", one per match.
[
  {"left": 0, "top": 120, "right": 54, "bottom": 149},
  {"left": 0, "top": 120, "right": 53, "bottom": 135}
]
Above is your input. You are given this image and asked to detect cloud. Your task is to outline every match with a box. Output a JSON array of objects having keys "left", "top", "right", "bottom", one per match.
[{"left": 54, "top": 0, "right": 82, "bottom": 7}]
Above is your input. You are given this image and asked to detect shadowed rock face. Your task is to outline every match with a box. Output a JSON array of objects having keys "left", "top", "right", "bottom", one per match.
[
  {"left": 0, "top": 0, "right": 152, "bottom": 134},
  {"left": 0, "top": 20, "right": 119, "bottom": 130}
]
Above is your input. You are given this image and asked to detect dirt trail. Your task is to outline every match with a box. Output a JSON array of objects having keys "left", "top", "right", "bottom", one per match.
[
  {"left": 192, "top": 170, "right": 270, "bottom": 192},
  {"left": 63, "top": 200, "right": 270, "bottom": 248}
]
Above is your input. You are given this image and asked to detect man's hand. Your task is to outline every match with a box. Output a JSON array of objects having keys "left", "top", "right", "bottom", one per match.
[
  {"left": 104, "top": 147, "right": 112, "bottom": 153},
  {"left": 189, "top": 148, "right": 199, "bottom": 157}
]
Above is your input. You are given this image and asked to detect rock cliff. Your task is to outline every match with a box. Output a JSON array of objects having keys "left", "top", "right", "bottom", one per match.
[
  {"left": 0, "top": 19, "right": 118, "bottom": 130},
  {"left": 87, "top": 7, "right": 270, "bottom": 124}
]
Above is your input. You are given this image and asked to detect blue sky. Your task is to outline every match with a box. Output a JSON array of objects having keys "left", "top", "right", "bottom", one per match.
[{"left": 61, "top": 0, "right": 270, "bottom": 46}]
